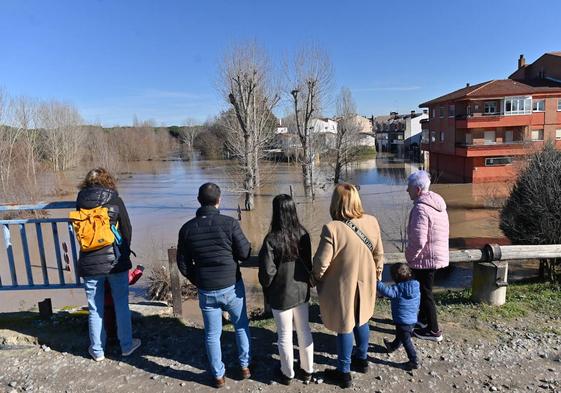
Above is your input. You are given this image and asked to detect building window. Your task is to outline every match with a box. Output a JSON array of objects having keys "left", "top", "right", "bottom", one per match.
[
  {"left": 439, "top": 107, "right": 445, "bottom": 118},
  {"left": 440, "top": 131, "right": 445, "bottom": 142},
  {"left": 558, "top": 99, "right": 561, "bottom": 111},
  {"left": 484, "top": 131, "right": 496, "bottom": 144},
  {"left": 504, "top": 96, "right": 532, "bottom": 115},
  {"left": 431, "top": 131, "right": 436, "bottom": 142},
  {"left": 448, "top": 105, "right": 455, "bottom": 118},
  {"left": 485, "top": 157, "right": 512, "bottom": 166},
  {"left": 532, "top": 99, "right": 545, "bottom": 112},
  {"left": 431, "top": 108, "right": 435, "bottom": 118},
  {"left": 556, "top": 129, "right": 561, "bottom": 140},
  {"left": 531, "top": 129, "right": 544, "bottom": 141},
  {"left": 422, "top": 130, "right": 429, "bottom": 143},
  {"left": 484, "top": 102, "right": 497, "bottom": 114}
]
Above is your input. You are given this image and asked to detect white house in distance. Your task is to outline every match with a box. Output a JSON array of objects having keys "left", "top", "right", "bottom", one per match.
[
  {"left": 273, "top": 115, "right": 378, "bottom": 157},
  {"left": 275, "top": 117, "right": 337, "bottom": 135},
  {"left": 308, "top": 118, "right": 337, "bottom": 134},
  {"left": 351, "top": 115, "right": 376, "bottom": 147},
  {"left": 330, "top": 114, "right": 376, "bottom": 147}
]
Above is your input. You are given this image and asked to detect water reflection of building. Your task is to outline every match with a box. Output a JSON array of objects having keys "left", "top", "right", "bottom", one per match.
[
  {"left": 419, "top": 52, "right": 561, "bottom": 183},
  {"left": 372, "top": 111, "right": 428, "bottom": 161}
]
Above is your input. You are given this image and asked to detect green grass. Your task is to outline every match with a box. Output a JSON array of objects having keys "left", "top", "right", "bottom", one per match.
[
  {"left": 353, "top": 146, "right": 377, "bottom": 158},
  {"left": 435, "top": 280, "right": 561, "bottom": 322}
]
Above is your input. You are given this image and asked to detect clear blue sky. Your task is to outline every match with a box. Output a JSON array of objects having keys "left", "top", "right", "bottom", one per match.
[{"left": 1, "top": 0, "right": 560, "bottom": 126}]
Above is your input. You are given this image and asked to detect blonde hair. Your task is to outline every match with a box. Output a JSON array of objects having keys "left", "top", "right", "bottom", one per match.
[
  {"left": 79, "top": 167, "right": 117, "bottom": 190},
  {"left": 329, "top": 183, "right": 364, "bottom": 221}
]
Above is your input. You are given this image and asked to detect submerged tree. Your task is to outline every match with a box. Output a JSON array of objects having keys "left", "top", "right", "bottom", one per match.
[
  {"left": 219, "top": 42, "right": 279, "bottom": 210},
  {"left": 333, "top": 87, "right": 361, "bottom": 184},
  {"left": 499, "top": 142, "right": 561, "bottom": 282},
  {"left": 37, "top": 101, "right": 84, "bottom": 171},
  {"left": 287, "top": 45, "right": 333, "bottom": 199}
]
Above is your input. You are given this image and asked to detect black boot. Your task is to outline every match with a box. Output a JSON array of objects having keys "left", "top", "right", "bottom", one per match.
[
  {"left": 324, "top": 368, "right": 352, "bottom": 388},
  {"left": 383, "top": 338, "right": 398, "bottom": 354},
  {"left": 350, "top": 357, "right": 369, "bottom": 373},
  {"left": 296, "top": 367, "right": 313, "bottom": 383},
  {"left": 404, "top": 360, "right": 419, "bottom": 371},
  {"left": 274, "top": 365, "right": 292, "bottom": 385}
]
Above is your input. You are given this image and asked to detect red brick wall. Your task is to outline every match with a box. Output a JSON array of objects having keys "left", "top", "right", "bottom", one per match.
[
  {"left": 429, "top": 152, "right": 472, "bottom": 182},
  {"left": 428, "top": 103, "right": 456, "bottom": 155}
]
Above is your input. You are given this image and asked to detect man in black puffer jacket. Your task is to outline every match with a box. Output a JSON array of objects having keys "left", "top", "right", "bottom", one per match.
[{"left": 177, "top": 182, "right": 251, "bottom": 388}]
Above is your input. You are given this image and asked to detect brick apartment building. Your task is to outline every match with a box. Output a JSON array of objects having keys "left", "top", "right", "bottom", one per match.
[{"left": 419, "top": 52, "right": 561, "bottom": 183}]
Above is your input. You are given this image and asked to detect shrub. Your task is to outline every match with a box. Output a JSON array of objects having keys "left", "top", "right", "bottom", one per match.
[{"left": 499, "top": 142, "right": 561, "bottom": 282}]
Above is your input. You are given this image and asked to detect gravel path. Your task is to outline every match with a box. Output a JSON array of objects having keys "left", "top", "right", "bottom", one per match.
[{"left": 1, "top": 303, "right": 560, "bottom": 393}]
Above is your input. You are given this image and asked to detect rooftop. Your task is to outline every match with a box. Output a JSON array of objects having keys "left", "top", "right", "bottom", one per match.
[{"left": 420, "top": 78, "right": 561, "bottom": 107}]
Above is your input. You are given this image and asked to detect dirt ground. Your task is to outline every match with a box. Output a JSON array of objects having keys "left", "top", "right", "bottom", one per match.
[{"left": 1, "top": 299, "right": 560, "bottom": 393}]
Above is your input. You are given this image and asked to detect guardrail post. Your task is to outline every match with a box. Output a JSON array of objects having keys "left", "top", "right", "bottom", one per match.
[
  {"left": 167, "top": 247, "right": 183, "bottom": 318},
  {"left": 471, "top": 244, "right": 508, "bottom": 306}
]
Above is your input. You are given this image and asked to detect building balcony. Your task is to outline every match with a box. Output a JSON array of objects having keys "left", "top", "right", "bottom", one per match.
[
  {"left": 455, "top": 113, "right": 535, "bottom": 129},
  {"left": 454, "top": 140, "right": 544, "bottom": 157}
]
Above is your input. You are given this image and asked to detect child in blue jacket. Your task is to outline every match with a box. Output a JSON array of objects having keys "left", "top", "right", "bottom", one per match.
[{"left": 377, "top": 263, "right": 421, "bottom": 370}]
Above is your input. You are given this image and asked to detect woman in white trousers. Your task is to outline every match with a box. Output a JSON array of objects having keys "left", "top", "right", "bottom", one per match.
[{"left": 259, "top": 194, "right": 314, "bottom": 384}]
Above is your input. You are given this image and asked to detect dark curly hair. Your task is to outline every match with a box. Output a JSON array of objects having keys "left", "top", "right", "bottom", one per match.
[
  {"left": 391, "top": 263, "right": 413, "bottom": 283},
  {"left": 79, "top": 167, "right": 117, "bottom": 190}
]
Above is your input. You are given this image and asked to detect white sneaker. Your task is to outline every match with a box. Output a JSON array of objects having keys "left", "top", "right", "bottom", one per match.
[
  {"left": 122, "top": 338, "right": 141, "bottom": 356},
  {"left": 88, "top": 347, "right": 105, "bottom": 362}
]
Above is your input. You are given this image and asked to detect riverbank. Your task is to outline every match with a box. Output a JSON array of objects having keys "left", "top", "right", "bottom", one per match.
[{"left": 1, "top": 281, "right": 560, "bottom": 392}]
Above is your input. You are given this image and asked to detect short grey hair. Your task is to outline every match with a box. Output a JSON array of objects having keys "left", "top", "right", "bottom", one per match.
[{"left": 407, "top": 170, "right": 431, "bottom": 192}]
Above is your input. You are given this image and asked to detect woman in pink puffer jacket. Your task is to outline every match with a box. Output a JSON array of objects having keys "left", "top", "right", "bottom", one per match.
[{"left": 405, "top": 170, "right": 449, "bottom": 342}]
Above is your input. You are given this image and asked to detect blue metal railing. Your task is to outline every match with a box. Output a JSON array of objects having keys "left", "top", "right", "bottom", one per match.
[{"left": 0, "top": 202, "right": 81, "bottom": 290}]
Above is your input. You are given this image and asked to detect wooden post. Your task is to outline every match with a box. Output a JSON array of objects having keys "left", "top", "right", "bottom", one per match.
[
  {"left": 38, "top": 298, "right": 53, "bottom": 318},
  {"left": 167, "top": 248, "right": 183, "bottom": 318},
  {"left": 289, "top": 184, "right": 294, "bottom": 199}
]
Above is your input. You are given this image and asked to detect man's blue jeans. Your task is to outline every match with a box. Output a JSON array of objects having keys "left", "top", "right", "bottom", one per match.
[
  {"left": 198, "top": 280, "right": 251, "bottom": 378},
  {"left": 336, "top": 323, "right": 370, "bottom": 373},
  {"left": 84, "top": 271, "right": 133, "bottom": 357}
]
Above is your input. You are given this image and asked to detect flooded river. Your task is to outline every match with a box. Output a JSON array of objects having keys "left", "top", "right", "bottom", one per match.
[{"left": 1, "top": 156, "right": 526, "bottom": 314}]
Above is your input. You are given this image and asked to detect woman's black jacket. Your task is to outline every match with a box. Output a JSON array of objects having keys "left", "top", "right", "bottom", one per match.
[{"left": 258, "top": 228, "right": 312, "bottom": 311}]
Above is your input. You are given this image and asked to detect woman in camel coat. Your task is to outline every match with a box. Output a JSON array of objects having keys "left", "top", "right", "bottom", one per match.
[{"left": 312, "top": 183, "right": 384, "bottom": 388}]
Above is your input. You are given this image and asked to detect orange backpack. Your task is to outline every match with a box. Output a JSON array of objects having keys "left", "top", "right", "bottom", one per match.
[{"left": 69, "top": 206, "right": 115, "bottom": 252}]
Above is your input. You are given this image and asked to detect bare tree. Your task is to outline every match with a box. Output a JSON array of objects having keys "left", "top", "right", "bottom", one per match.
[
  {"left": 177, "top": 118, "right": 202, "bottom": 158},
  {"left": 333, "top": 87, "right": 361, "bottom": 183},
  {"left": 84, "top": 125, "right": 124, "bottom": 175},
  {"left": 14, "top": 96, "right": 41, "bottom": 187},
  {"left": 0, "top": 90, "right": 24, "bottom": 195},
  {"left": 219, "top": 42, "right": 279, "bottom": 210},
  {"left": 286, "top": 45, "right": 333, "bottom": 199},
  {"left": 37, "top": 101, "right": 84, "bottom": 171}
]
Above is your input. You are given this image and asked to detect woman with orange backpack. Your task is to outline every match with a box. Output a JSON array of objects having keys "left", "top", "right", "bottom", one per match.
[{"left": 73, "top": 168, "right": 141, "bottom": 361}]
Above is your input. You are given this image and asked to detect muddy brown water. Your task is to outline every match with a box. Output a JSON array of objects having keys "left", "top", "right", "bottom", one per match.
[{"left": 1, "top": 156, "right": 530, "bottom": 315}]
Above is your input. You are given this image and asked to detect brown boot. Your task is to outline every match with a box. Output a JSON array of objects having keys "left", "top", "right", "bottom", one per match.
[
  {"left": 240, "top": 367, "right": 251, "bottom": 379},
  {"left": 213, "top": 376, "right": 225, "bottom": 388}
]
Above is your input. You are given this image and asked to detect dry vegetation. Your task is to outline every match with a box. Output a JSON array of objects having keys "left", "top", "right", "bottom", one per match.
[
  {"left": 0, "top": 89, "right": 179, "bottom": 203},
  {"left": 146, "top": 265, "right": 197, "bottom": 302}
]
